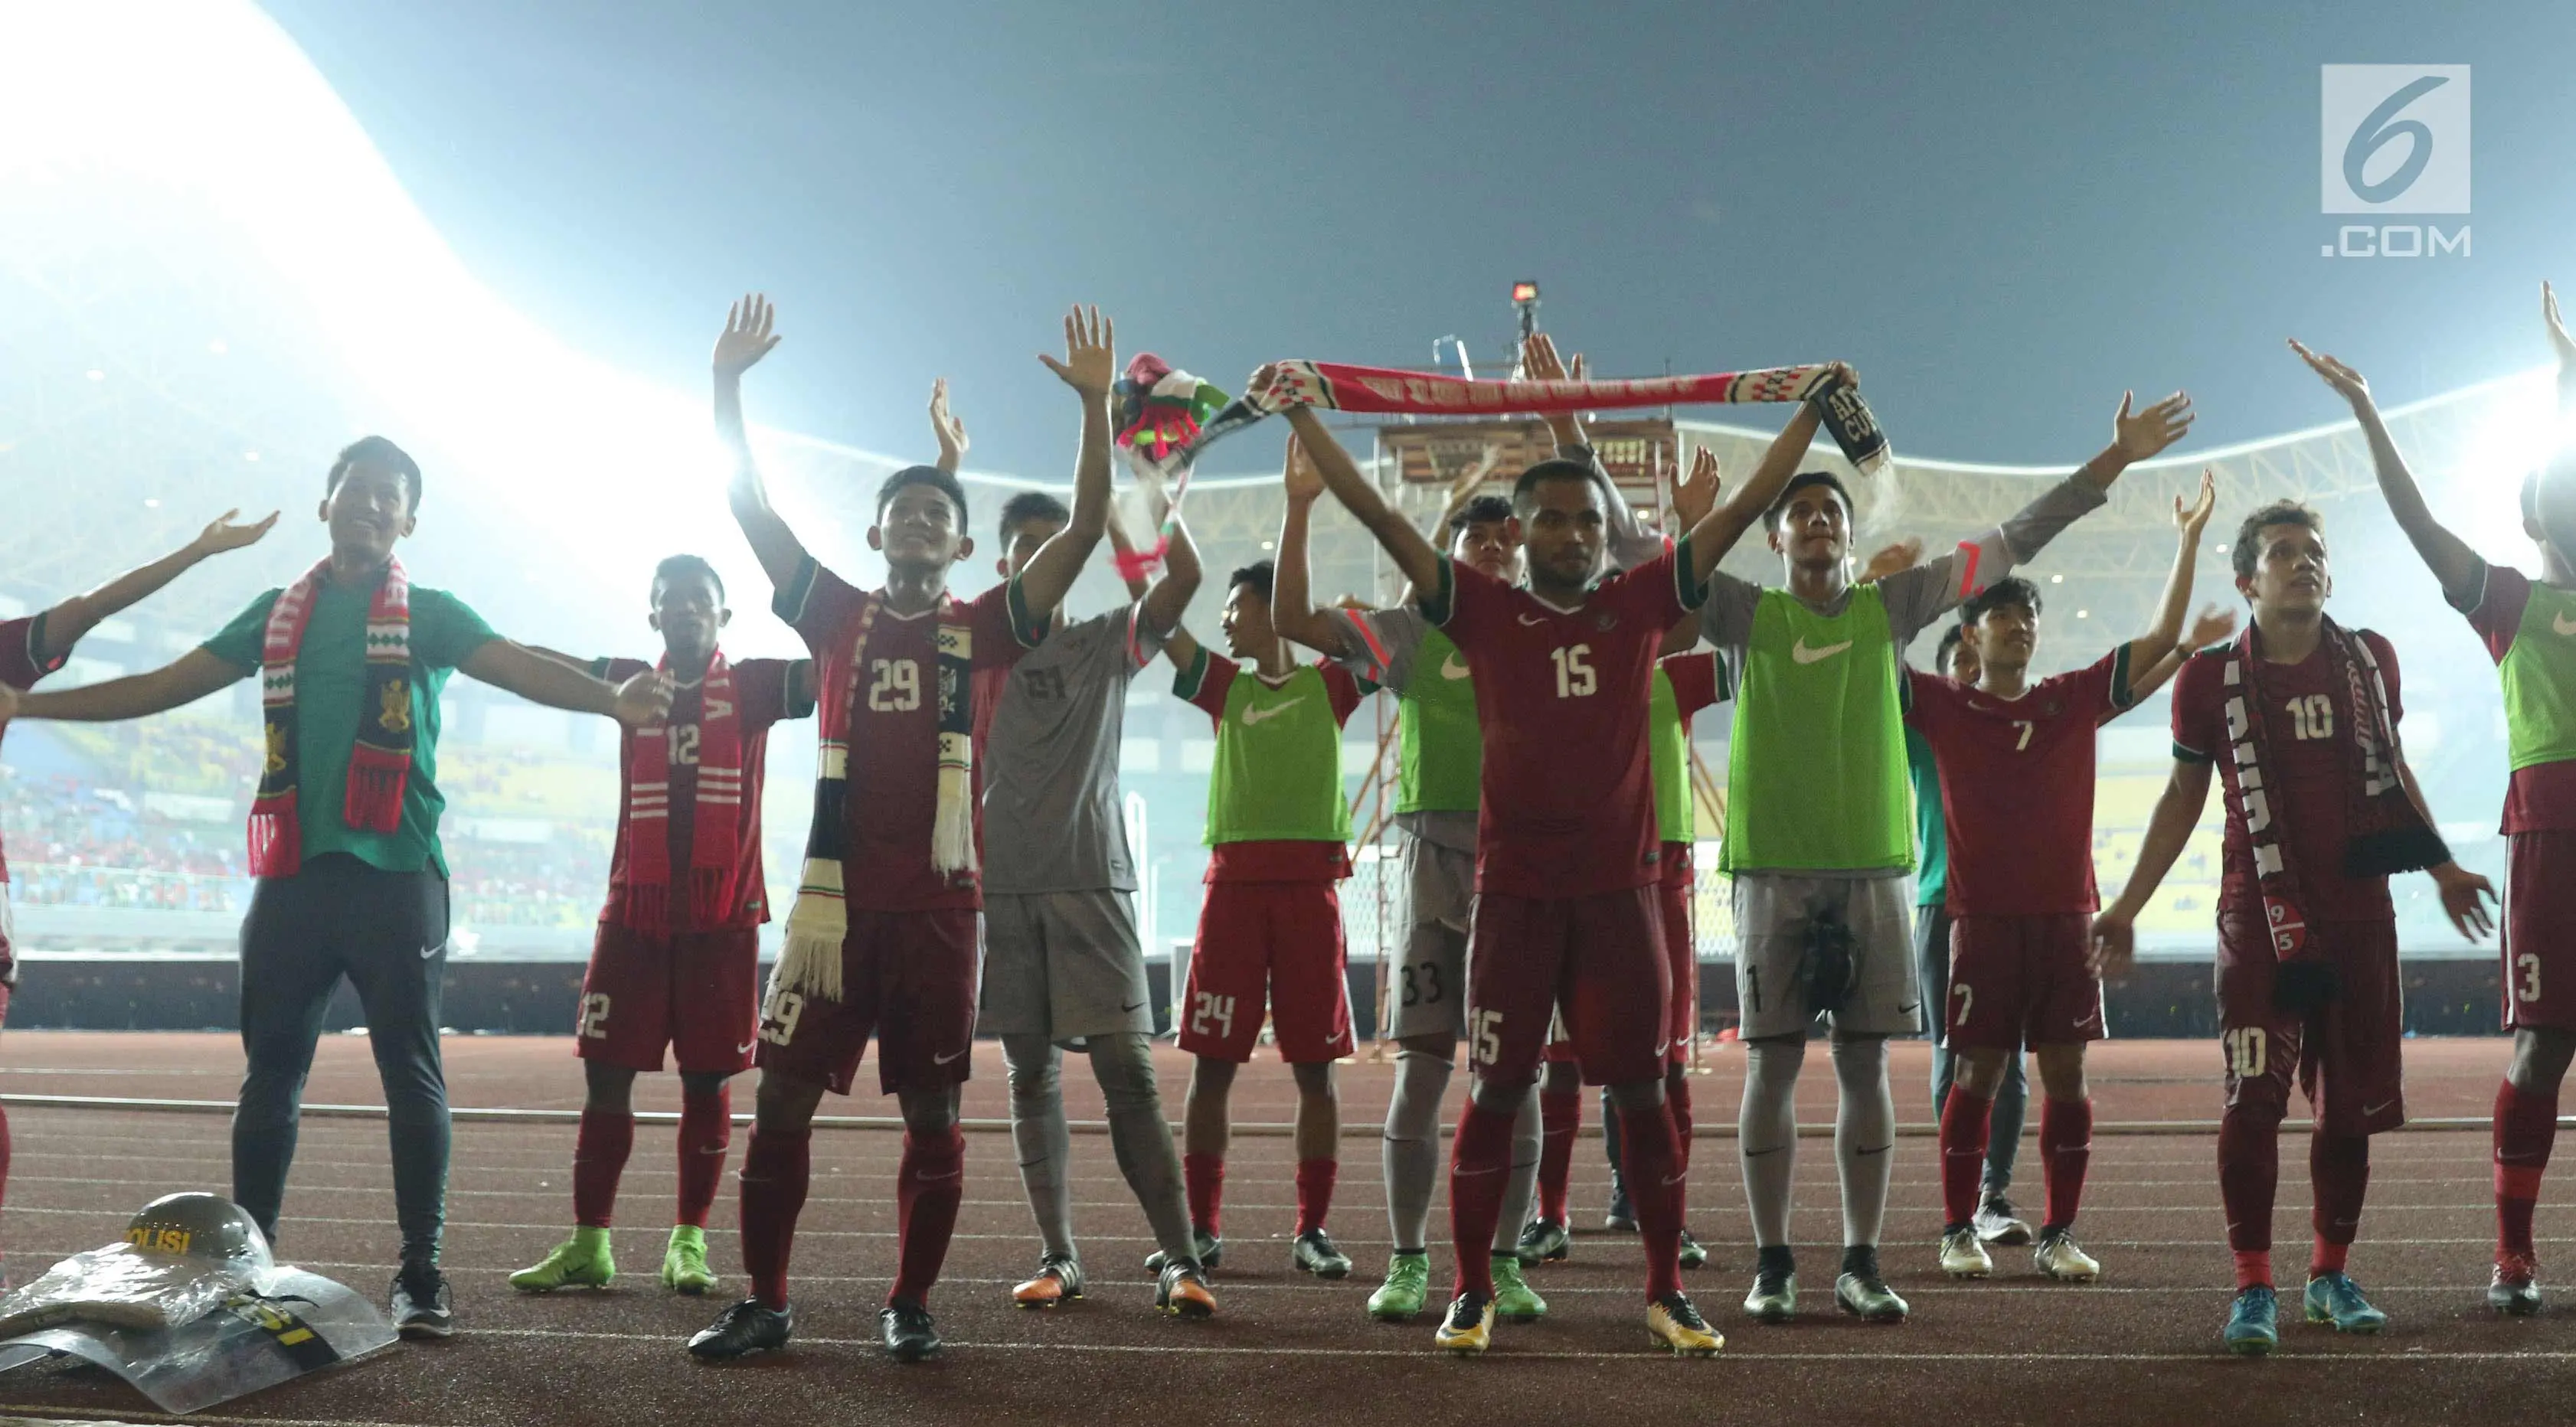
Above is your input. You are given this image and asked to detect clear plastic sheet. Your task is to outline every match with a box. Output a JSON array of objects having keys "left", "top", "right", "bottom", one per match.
[{"left": 0, "top": 1265, "right": 395, "bottom": 1414}]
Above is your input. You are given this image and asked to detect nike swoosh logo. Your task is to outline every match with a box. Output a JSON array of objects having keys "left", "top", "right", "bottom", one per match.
[
  {"left": 2362, "top": 1099, "right": 2396, "bottom": 1117},
  {"left": 1854, "top": 1144, "right": 1891, "bottom": 1158},
  {"left": 737, "top": 1040, "right": 758, "bottom": 1056},
  {"left": 2555, "top": 612, "right": 2576, "bottom": 637},
  {"left": 933, "top": 1047, "right": 970, "bottom": 1066},
  {"left": 420, "top": 942, "right": 443, "bottom": 960},
  {"left": 1897, "top": 1002, "right": 1921, "bottom": 1016},
  {"left": 1456, "top": 1164, "right": 1502, "bottom": 1177},
  {"left": 1743, "top": 1146, "right": 1787, "bottom": 1158},
  {"left": 1440, "top": 654, "right": 1470, "bottom": 681},
  {"left": 1120, "top": 1000, "right": 1148, "bottom": 1013},
  {"left": 1241, "top": 696, "right": 1306, "bottom": 726},
  {"left": 1792, "top": 637, "right": 1854, "bottom": 665},
  {"left": 1517, "top": 613, "right": 1547, "bottom": 627}
]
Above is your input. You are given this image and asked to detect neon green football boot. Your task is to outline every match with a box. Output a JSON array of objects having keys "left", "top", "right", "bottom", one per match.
[
  {"left": 662, "top": 1225, "right": 718, "bottom": 1295},
  {"left": 510, "top": 1225, "right": 615, "bottom": 1292}
]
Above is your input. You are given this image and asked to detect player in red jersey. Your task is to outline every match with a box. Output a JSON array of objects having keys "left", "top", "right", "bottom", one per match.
[
  {"left": 2292, "top": 302, "right": 2576, "bottom": 1314},
  {"left": 1294, "top": 373, "right": 1843, "bottom": 1357},
  {"left": 1914, "top": 472, "right": 2215, "bottom": 1285},
  {"left": 2092, "top": 500, "right": 2494, "bottom": 1354},
  {"left": 509, "top": 554, "right": 814, "bottom": 1298},
  {"left": 0, "top": 509, "right": 277, "bottom": 1256},
  {"left": 685, "top": 298, "right": 1106, "bottom": 1363}
]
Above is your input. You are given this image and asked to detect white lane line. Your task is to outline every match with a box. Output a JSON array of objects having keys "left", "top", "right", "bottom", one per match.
[{"left": 0, "top": 1406, "right": 433, "bottom": 1427}]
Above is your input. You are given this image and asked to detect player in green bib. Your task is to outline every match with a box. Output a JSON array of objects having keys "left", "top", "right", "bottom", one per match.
[
  {"left": 1707, "top": 387, "right": 2197, "bottom": 1325},
  {"left": 1163, "top": 545, "right": 1369, "bottom": 1285},
  {"left": 2293, "top": 309, "right": 2565, "bottom": 1314}
]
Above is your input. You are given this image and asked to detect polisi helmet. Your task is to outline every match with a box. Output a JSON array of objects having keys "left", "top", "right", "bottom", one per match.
[{"left": 124, "top": 1194, "right": 270, "bottom": 1266}]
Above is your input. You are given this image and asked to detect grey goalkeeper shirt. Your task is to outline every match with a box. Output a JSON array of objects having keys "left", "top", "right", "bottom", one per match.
[{"left": 980, "top": 603, "right": 1165, "bottom": 894}]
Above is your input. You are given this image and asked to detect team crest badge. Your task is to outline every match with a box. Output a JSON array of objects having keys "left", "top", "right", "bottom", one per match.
[{"left": 378, "top": 680, "right": 410, "bottom": 733}]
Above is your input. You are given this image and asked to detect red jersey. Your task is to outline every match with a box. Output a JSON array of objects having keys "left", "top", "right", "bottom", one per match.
[
  {"left": 1664, "top": 650, "right": 1725, "bottom": 726},
  {"left": 1430, "top": 546, "right": 1704, "bottom": 898},
  {"left": 2171, "top": 632, "right": 2402, "bottom": 924},
  {"left": 594, "top": 655, "right": 811, "bottom": 931},
  {"left": 1907, "top": 649, "right": 2130, "bottom": 916},
  {"left": 2456, "top": 562, "right": 2576, "bottom": 834},
  {"left": 780, "top": 558, "right": 1037, "bottom": 911},
  {"left": 0, "top": 614, "right": 68, "bottom": 886}
]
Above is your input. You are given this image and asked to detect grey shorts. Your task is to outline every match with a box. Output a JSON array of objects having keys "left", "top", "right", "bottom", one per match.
[
  {"left": 977, "top": 889, "right": 1151, "bottom": 1040},
  {"left": 1731, "top": 871, "right": 1922, "bottom": 1039},
  {"left": 1388, "top": 834, "right": 1476, "bottom": 1041}
]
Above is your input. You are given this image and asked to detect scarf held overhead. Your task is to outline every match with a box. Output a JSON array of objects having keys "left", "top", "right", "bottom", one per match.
[
  {"left": 247, "top": 558, "right": 413, "bottom": 877},
  {"left": 2218, "top": 619, "right": 2446, "bottom": 1004},
  {"left": 773, "top": 595, "right": 976, "bottom": 1001},
  {"left": 1119, "top": 358, "right": 1890, "bottom": 491},
  {"left": 623, "top": 651, "right": 744, "bottom": 932}
]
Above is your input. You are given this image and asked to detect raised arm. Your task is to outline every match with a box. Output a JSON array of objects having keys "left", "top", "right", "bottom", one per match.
[
  {"left": 929, "top": 377, "right": 969, "bottom": 475},
  {"left": 2288, "top": 339, "right": 2480, "bottom": 600},
  {"left": 2127, "top": 604, "right": 2236, "bottom": 704},
  {"left": 2122, "top": 469, "right": 2217, "bottom": 675},
  {"left": 1523, "top": 332, "right": 1590, "bottom": 452},
  {"left": 2087, "top": 757, "right": 2214, "bottom": 975},
  {"left": 711, "top": 295, "right": 808, "bottom": 593},
  {"left": 1681, "top": 393, "right": 1833, "bottom": 587},
  {"left": 1273, "top": 434, "right": 1362, "bottom": 660},
  {"left": 1283, "top": 401, "right": 1443, "bottom": 596},
  {"left": 2074, "top": 390, "right": 2195, "bottom": 495},
  {"left": 37, "top": 509, "right": 280, "bottom": 664},
  {"left": 1013, "top": 305, "right": 1119, "bottom": 625},
  {"left": 1139, "top": 509, "right": 1202, "bottom": 642},
  {"left": 2548, "top": 281, "right": 2576, "bottom": 416},
  {"left": 461, "top": 640, "right": 672, "bottom": 728},
  {"left": 0, "top": 648, "right": 245, "bottom": 723}
]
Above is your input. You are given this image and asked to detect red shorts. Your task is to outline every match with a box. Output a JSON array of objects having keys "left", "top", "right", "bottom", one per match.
[
  {"left": 1945, "top": 913, "right": 2105, "bottom": 1052},
  {"left": 1469, "top": 887, "right": 1668, "bottom": 1089},
  {"left": 1660, "top": 849, "right": 1697, "bottom": 1061},
  {"left": 577, "top": 922, "right": 763, "bottom": 1076},
  {"left": 754, "top": 907, "right": 979, "bottom": 1096},
  {"left": 1181, "top": 880, "right": 1352, "bottom": 1063},
  {"left": 2215, "top": 915, "right": 2404, "bottom": 1137},
  {"left": 2502, "top": 831, "right": 2576, "bottom": 1031}
]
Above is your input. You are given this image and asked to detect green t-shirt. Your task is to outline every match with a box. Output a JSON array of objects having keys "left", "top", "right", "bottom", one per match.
[
  {"left": 1905, "top": 724, "right": 1947, "bottom": 906},
  {"left": 1649, "top": 668, "right": 1691, "bottom": 844},
  {"left": 1391, "top": 622, "right": 1482, "bottom": 815},
  {"left": 203, "top": 578, "right": 498, "bottom": 876},
  {"left": 2502, "top": 580, "right": 2576, "bottom": 775},
  {"left": 1721, "top": 584, "right": 1911, "bottom": 874},
  {"left": 1176, "top": 651, "right": 1357, "bottom": 845}
]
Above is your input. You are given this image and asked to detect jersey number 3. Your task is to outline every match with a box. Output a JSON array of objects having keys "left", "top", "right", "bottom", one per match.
[{"left": 1551, "top": 644, "right": 1597, "bottom": 699}]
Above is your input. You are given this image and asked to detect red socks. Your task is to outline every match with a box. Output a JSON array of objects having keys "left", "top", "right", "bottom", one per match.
[
  {"left": 572, "top": 1107, "right": 636, "bottom": 1229},
  {"left": 1535, "top": 1088, "right": 1579, "bottom": 1223},
  {"left": 891, "top": 1125, "right": 966, "bottom": 1308},
  {"left": 2494, "top": 1079, "right": 2558, "bottom": 1266},
  {"left": 676, "top": 1086, "right": 732, "bottom": 1229},
  {"left": 2308, "top": 1131, "right": 2369, "bottom": 1279},
  {"left": 1664, "top": 1069, "right": 1695, "bottom": 1176},
  {"left": 1293, "top": 1158, "right": 1337, "bottom": 1237},
  {"left": 2217, "top": 1108, "right": 2279, "bottom": 1283},
  {"left": 2040, "top": 1096, "right": 2093, "bottom": 1231},
  {"left": 737, "top": 1125, "right": 811, "bottom": 1309},
  {"left": 1183, "top": 1152, "right": 1225, "bottom": 1236},
  {"left": 1938, "top": 1087, "right": 1994, "bottom": 1229},
  {"left": 1449, "top": 1102, "right": 1517, "bottom": 1299},
  {"left": 1616, "top": 1099, "right": 1685, "bottom": 1301}
]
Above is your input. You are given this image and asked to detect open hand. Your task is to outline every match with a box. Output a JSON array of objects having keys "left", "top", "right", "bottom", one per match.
[
  {"left": 929, "top": 379, "right": 969, "bottom": 467},
  {"left": 2111, "top": 390, "right": 2194, "bottom": 462},
  {"left": 1283, "top": 433, "right": 1326, "bottom": 504},
  {"left": 2088, "top": 907, "right": 2137, "bottom": 978},
  {"left": 2547, "top": 282, "right": 2575, "bottom": 369},
  {"left": 1523, "top": 331, "right": 1574, "bottom": 383},
  {"left": 2431, "top": 863, "right": 2499, "bottom": 941},
  {"left": 2185, "top": 603, "right": 2238, "bottom": 650},
  {"left": 1858, "top": 537, "right": 1925, "bottom": 584},
  {"left": 2175, "top": 468, "right": 2218, "bottom": 538},
  {"left": 1038, "top": 305, "right": 1116, "bottom": 397},
  {"left": 611, "top": 671, "right": 676, "bottom": 730},
  {"left": 1672, "top": 446, "right": 1722, "bottom": 528},
  {"left": 192, "top": 508, "right": 280, "bottom": 557},
  {"left": 2287, "top": 338, "right": 2369, "bottom": 408},
  {"left": 714, "top": 295, "right": 781, "bottom": 377}
]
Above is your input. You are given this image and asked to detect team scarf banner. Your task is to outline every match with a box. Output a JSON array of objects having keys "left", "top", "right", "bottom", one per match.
[
  {"left": 620, "top": 651, "right": 744, "bottom": 932},
  {"left": 247, "top": 558, "right": 413, "bottom": 877},
  {"left": 774, "top": 596, "right": 976, "bottom": 1002},
  {"left": 1110, "top": 356, "right": 1889, "bottom": 578},
  {"left": 2219, "top": 618, "right": 2446, "bottom": 1004}
]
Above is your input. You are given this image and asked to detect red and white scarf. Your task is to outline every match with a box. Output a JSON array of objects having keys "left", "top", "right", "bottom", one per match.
[
  {"left": 248, "top": 559, "right": 413, "bottom": 877},
  {"left": 623, "top": 651, "right": 744, "bottom": 932},
  {"left": 773, "top": 594, "right": 976, "bottom": 1001}
]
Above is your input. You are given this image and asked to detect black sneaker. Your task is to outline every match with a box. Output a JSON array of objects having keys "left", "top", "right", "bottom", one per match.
[
  {"left": 1515, "top": 1216, "right": 1571, "bottom": 1265},
  {"left": 1292, "top": 1228, "right": 1353, "bottom": 1279},
  {"left": 1678, "top": 1227, "right": 1709, "bottom": 1270},
  {"left": 689, "top": 1298, "right": 794, "bottom": 1360},
  {"left": 881, "top": 1299, "right": 943, "bottom": 1362},
  {"left": 1144, "top": 1226, "right": 1223, "bottom": 1273},
  {"left": 1744, "top": 1244, "right": 1797, "bottom": 1323},
  {"left": 388, "top": 1263, "right": 453, "bottom": 1340},
  {"left": 1604, "top": 1171, "right": 1637, "bottom": 1233}
]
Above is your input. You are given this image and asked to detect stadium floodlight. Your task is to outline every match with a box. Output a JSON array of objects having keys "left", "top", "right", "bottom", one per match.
[{"left": 1511, "top": 281, "right": 1540, "bottom": 305}]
